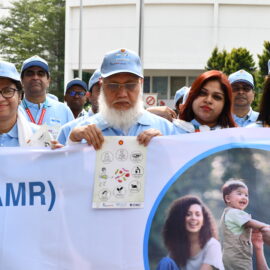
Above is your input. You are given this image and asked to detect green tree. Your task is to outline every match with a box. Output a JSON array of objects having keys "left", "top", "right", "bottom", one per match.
[
  {"left": 0, "top": 0, "right": 65, "bottom": 99},
  {"left": 205, "top": 47, "right": 227, "bottom": 71},
  {"left": 257, "top": 41, "right": 270, "bottom": 91},
  {"left": 258, "top": 41, "right": 270, "bottom": 77},
  {"left": 223, "top": 47, "right": 256, "bottom": 75}
]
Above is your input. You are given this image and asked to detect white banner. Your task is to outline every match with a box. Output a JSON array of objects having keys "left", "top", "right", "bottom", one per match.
[{"left": 0, "top": 128, "right": 270, "bottom": 270}]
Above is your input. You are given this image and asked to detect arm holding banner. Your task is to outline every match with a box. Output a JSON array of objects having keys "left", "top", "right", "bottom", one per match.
[
  {"left": 69, "top": 124, "right": 104, "bottom": 150},
  {"left": 69, "top": 124, "right": 162, "bottom": 149},
  {"left": 147, "top": 106, "right": 177, "bottom": 122}
]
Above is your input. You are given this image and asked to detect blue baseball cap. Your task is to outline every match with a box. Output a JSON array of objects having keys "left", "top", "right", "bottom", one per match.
[
  {"left": 268, "top": 59, "right": 270, "bottom": 74},
  {"left": 88, "top": 69, "right": 101, "bottom": 91},
  {"left": 182, "top": 87, "right": 191, "bottom": 104},
  {"left": 0, "top": 60, "right": 21, "bottom": 82},
  {"left": 21, "top": 55, "right": 49, "bottom": 76},
  {"left": 174, "top": 86, "right": 189, "bottom": 105},
  {"left": 66, "top": 78, "right": 87, "bottom": 93},
  {"left": 101, "top": 48, "right": 143, "bottom": 78},
  {"left": 228, "top": 69, "right": 254, "bottom": 88}
]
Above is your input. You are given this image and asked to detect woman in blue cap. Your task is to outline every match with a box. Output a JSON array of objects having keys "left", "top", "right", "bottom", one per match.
[
  {"left": 174, "top": 70, "right": 236, "bottom": 133},
  {"left": 0, "top": 60, "right": 38, "bottom": 146}
]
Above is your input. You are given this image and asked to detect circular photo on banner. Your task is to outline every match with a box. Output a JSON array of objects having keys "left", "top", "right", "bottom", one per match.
[{"left": 146, "top": 147, "right": 270, "bottom": 270}]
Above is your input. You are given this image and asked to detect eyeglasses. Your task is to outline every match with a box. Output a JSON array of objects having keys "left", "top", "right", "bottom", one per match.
[
  {"left": 232, "top": 85, "right": 253, "bottom": 92},
  {"left": 0, "top": 87, "right": 18, "bottom": 98},
  {"left": 68, "top": 90, "right": 86, "bottom": 97},
  {"left": 24, "top": 70, "right": 47, "bottom": 78},
  {"left": 103, "top": 83, "right": 139, "bottom": 91}
]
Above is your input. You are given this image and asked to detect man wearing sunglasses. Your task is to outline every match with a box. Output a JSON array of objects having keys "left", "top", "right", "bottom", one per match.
[
  {"left": 57, "top": 70, "right": 102, "bottom": 145},
  {"left": 20, "top": 55, "right": 74, "bottom": 139},
  {"left": 228, "top": 69, "right": 258, "bottom": 127},
  {"left": 67, "top": 48, "right": 174, "bottom": 149},
  {"left": 64, "top": 78, "right": 88, "bottom": 119}
]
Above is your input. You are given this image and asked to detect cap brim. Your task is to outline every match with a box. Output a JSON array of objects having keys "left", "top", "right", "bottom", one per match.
[
  {"left": 101, "top": 69, "right": 143, "bottom": 79},
  {"left": 231, "top": 79, "right": 254, "bottom": 88}
]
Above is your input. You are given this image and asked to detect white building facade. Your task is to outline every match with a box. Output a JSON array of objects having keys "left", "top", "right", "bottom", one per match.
[{"left": 65, "top": 0, "right": 270, "bottom": 105}]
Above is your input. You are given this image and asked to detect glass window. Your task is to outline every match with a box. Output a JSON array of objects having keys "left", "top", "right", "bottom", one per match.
[
  {"left": 188, "top": 76, "right": 197, "bottom": 87},
  {"left": 152, "top": 77, "right": 168, "bottom": 99},
  {"left": 143, "top": 76, "right": 150, "bottom": 93},
  {"left": 73, "top": 70, "right": 91, "bottom": 87},
  {"left": 170, "top": 77, "right": 186, "bottom": 99}
]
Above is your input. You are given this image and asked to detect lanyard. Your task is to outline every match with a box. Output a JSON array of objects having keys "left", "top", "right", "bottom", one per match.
[{"left": 22, "top": 99, "right": 48, "bottom": 125}]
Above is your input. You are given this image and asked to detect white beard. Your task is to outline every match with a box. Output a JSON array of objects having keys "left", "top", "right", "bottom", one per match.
[{"left": 98, "top": 89, "right": 145, "bottom": 133}]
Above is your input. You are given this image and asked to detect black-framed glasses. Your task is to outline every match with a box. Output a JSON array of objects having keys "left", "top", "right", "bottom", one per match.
[
  {"left": 103, "top": 82, "right": 139, "bottom": 91},
  {"left": 68, "top": 90, "right": 86, "bottom": 97},
  {"left": 232, "top": 85, "right": 253, "bottom": 93},
  {"left": 0, "top": 87, "right": 18, "bottom": 98}
]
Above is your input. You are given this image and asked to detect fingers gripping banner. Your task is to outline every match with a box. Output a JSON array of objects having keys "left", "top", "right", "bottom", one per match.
[{"left": 0, "top": 128, "right": 270, "bottom": 269}]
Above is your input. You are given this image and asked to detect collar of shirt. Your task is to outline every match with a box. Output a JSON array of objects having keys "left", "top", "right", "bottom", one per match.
[
  {"left": 77, "top": 109, "right": 88, "bottom": 118},
  {"left": 0, "top": 122, "right": 18, "bottom": 139},
  {"left": 191, "top": 119, "right": 221, "bottom": 130},
  {"left": 23, "top": 97, "right": 53, "bottom": 109},
  {"left": 234, "top": 107, "right": 254, "bottom": 121}
]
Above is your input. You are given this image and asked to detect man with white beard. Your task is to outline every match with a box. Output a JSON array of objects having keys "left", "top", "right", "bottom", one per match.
[{"left": 67, "top": 48, "right": 174, "bottom": 149}]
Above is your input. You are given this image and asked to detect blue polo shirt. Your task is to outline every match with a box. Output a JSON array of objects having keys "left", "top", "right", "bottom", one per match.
[
  {"left": 0, "top": 122, "right": 38, "bottom": 147},
  {"left": 57, "top": 114, "right": 89, "bottom": 145},
  {"left": 21, "top": 98, "right": 74, "bottom": 125},
  {"left": 233, "top": 108, "right": 259, "bottom": 127},
  {"left": 20, "top": 98, "right": 74, "bottom": 138},
  {"left": 60, "top": 110, "right": 175, "bottom": 144}
]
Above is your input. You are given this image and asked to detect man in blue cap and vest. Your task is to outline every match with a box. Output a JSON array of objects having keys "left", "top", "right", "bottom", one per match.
[
  {"left": 67, "top": 48, "right": 174, "bottom": 149},
  {"left": 20, "top": 55, "right": 74, "bottom": 139},
  {"left": 87, "top": 69, "right": 101, "bottom": 116},
  {"left": 64, "top": 78, "right": 88, "bottom": 118},
  {"left": 57, "top": 70, "right": 101, "bottom": 145},
  {"left": 228, "top": 69, "right": 258, "bottom": 127}
]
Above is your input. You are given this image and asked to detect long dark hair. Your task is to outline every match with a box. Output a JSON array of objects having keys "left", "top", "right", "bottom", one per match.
[
  {"left": 180, "top": 70, "right": 236, "bottom": 127},
  {"left": 162, "top": 195, "right": 217, "bottom": 267},
  {"left": 257, "top": 75, "right": 270, "bottom": 126}
]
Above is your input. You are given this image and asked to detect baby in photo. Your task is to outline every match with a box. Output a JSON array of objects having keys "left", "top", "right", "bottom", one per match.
[{"left": 220, "top": 179, "right": 270, "bottom": 270}]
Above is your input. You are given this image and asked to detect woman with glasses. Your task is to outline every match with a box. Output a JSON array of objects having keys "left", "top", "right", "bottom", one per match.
[
  {"left": 156, "top": 195, "right": 224, "bottom": 270},
  {"left": 0, "top": 60, "right": 39, "bottom": 147},
  {"left": 174, "top": 70, "right": 236, "bottom": 133}
]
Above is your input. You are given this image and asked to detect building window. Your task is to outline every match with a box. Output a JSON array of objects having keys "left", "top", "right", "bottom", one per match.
[
  {"left": 73, "top": 70, "right": 92, "bottom": 86},
  {"left": 153, "top": 76, "right": 168, "bottom": 99},
  {"left": 170, "top": 76, "right": 186, "bottom": 99},
  {"left": 143, "top": 76, "right": 150, "bottom": 93},
  {"left": 188, "top": 76, "right": 196, "bottom": 87}
]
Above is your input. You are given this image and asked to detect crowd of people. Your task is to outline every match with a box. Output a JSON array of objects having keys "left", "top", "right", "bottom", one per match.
[
  {"left": 1, "top": 48, "right": 270, "bottom": 147},
  {"left": 1, "top": 48, "right": 270, "bottom": 268}
]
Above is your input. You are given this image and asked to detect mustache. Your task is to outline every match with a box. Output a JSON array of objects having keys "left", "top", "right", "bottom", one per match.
[{"left": 111, "top": 99, "right": 131, "bottom": 105}]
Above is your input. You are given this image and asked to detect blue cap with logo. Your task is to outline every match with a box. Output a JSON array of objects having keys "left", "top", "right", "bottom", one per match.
[
  {"left": 228, "top": 69, "right": 254, "bottom": 88},
  {"left": 66, "top": 78, "right": 87, "bottom": 93},
  {"left": 174, "top": 86, "right": 189, "bottom": 105},
  {"left": 0, "top": 60, "right": 21, "bottom": 82},
  {"left": 88, "top": 69, "right": 101, "bottom": 91},
  {"left": 101, "top": 48, "right": 143, "bottom": 78},
  {"left": 21, "top": 55, "right": 49, "bottom": 76}
]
